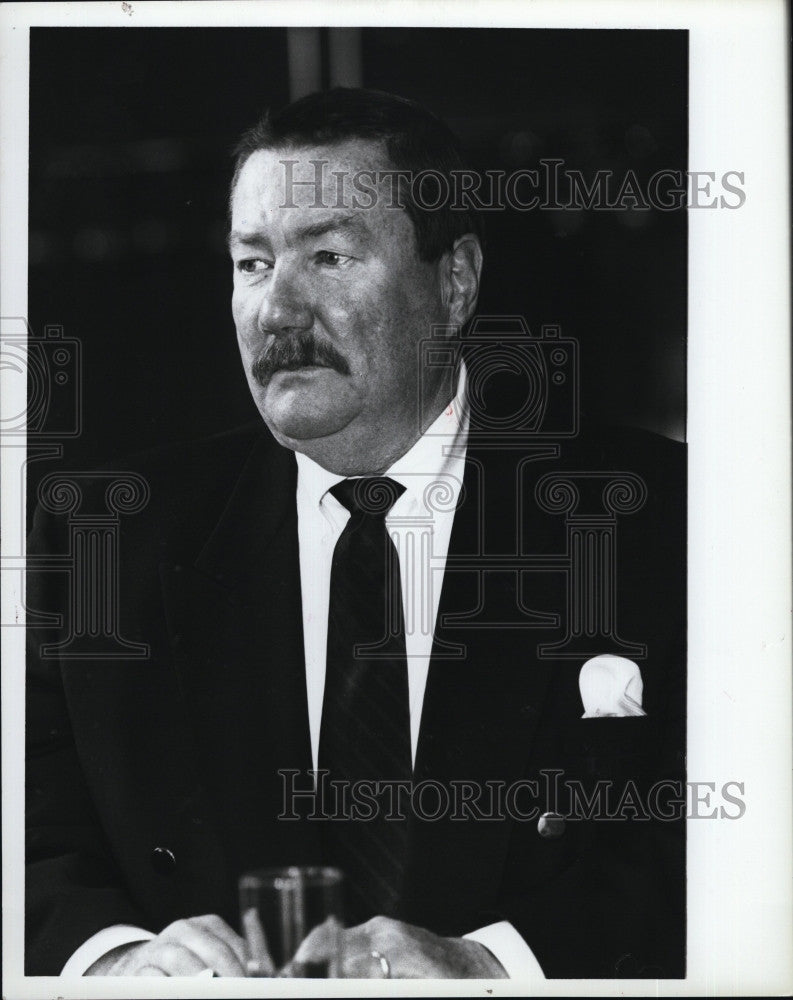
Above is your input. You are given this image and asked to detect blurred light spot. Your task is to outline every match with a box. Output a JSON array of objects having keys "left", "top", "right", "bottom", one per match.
[
  {"left": 617, "top": 208, "right": 652, "bottom": 230},
  {"left": 624, "top": 124, "right": 658, "bottom": 158},
  {"left": 45, "top": 137, "right": 188, "bottom": 178},
  {"left": 500, "top": 130, "right": 541, "bottom": 165},
  {"left": 29, "top": 231, "right": 57, "bottom": 265},
  {"left": 73, "top": 227, "right": 126, "bottom": 261},
  {"left": 134, "top": 138, "right": 185, "bottom": 172},
  {"left": 550, "top": 209, "right": 585, "bottom": 237}
]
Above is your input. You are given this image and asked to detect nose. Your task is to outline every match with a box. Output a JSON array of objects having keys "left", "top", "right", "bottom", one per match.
[{"left": 256, "top": 260, "right": 313, "bottom": 335}]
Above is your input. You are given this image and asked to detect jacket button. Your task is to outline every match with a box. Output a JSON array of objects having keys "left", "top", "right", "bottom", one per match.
[
  {"left": 151, "top": 846, "right": 176, "bottom": 873},
  {"left": 537, "top": 812, "right": 566, "bottom": 839}
]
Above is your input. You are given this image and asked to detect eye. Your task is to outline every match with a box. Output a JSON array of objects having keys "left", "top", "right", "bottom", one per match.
[
  {"left": 316, "top": 250, "right": 353, "bottom": 267},
  {"left": 235, "top": 258, "right": 272, "bottom": 274}
]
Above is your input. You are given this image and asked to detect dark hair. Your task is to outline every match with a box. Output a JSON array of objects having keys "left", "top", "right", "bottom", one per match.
[{"left": 230, "top": 87, "right": 483, "bottom": 262}]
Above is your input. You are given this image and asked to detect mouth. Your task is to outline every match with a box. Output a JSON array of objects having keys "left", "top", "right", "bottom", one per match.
[
  {"left": 250, "top": 334, "right": 351, "bottom": 387},
  {"left": 271, "top": 363, "right": 336, "bottom": 374},
  {"left": 266, "top": 364, "right": 342, "bottom": 384}
]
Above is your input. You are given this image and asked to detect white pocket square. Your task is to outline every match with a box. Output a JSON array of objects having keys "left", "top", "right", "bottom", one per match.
[{"left": 579, "top": 654, "right": 646, "bottom": 718}]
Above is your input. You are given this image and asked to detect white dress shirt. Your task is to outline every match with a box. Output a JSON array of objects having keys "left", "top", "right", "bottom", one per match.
[
  {"left": 61, "top": 370, "right": 545, "bottom": 981},
  {"left": 296, "top": 374, "right": 469, "bottom": 772}
]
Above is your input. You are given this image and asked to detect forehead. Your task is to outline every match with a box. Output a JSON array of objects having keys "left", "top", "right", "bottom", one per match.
[{"left": 230, "top": 140, "right": 414, "bottom": 245}]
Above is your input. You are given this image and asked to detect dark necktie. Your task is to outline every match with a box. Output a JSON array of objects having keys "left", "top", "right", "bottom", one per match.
[{"left": 318, "top": 477, "right": 412, "bottom": 924}]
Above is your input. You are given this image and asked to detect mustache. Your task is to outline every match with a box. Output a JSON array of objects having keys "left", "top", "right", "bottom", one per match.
[{"left": 251, "top": 332, "right": 351, "bottom": 386}]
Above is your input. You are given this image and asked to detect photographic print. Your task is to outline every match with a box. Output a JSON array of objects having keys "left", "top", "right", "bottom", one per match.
[{"left": 1, "top": 2, "right": 789, "bottom": 997}]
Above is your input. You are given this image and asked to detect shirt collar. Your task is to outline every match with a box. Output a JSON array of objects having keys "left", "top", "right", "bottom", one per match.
[{"left": 296, "top": 364, "right": 469, "bottom": 513}]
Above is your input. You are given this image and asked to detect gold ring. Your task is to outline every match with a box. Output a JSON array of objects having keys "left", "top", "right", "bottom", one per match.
[{"left": 370, "top": 949, "right": 390, "bottom": 978}]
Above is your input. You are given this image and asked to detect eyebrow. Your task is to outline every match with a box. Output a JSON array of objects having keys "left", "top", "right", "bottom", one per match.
[{"left": 227, "top": 213, "right": 368, "bottom": 251}]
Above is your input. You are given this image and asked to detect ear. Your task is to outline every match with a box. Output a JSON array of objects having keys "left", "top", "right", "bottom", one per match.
[{"left": 440, "top": 234, "right": 483, "bottom": 326}]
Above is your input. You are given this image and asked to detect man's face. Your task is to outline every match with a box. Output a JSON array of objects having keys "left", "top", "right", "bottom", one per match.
[{"left": 229, "top": 140, "right": 452, "bottom": 473}]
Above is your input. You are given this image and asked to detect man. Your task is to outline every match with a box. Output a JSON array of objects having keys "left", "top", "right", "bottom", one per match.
[{"left": 26, "top": 88, "right": 685, "bottom": 978}]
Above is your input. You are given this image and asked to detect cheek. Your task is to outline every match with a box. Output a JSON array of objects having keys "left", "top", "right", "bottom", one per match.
[
  {"left": 231, "top": 289, "right": 260, "bottom": 352},
  {"left": 230, "top": 286, "right": 246, "bottom": 329},
  {"left": 320, "top": 300, "right": 357, "bottom": 340},
  {"left": 331, "top": 278, "right": 438, "bottom": 386},
  {"left": 353, "top": 271, "right": 415, "bottom": 335},
  {"left": 316, "top": 289, "right": 392, "bottom": 370}
]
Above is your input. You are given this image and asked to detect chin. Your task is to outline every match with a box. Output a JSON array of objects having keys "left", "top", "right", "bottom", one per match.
[
  {"left": 256, "top": 374, "right": 362, "bottom": 444},
  {"left": 260, "top": 400, "right": 357, "bottom": 445}
]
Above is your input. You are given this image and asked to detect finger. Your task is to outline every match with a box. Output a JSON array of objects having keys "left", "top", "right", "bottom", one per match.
[
  {"left": 192, "top": 914, "right": 250, "bottom": 969},
  {"left": 344, "top": 917, "right": 416, "bottom": 979},
  {"left": 292, "top": 917, "right": 338, "bottom": 963},
  {"left": 160, "top": 924, "right": 246, "bottom": 978},
  {"left": 342, "top": 949, "right": 391, "bottom": 978},
  {"left": 134, "top": 964, "right": 168, "bottom": 976},
  {"left": 143, "top": 942, "right": 211, "bottom": 977},
  {"left": 339, "top": 927, "right": 392, "bottom": 979},
  {"left": 280, "top": 918, "right": 340, "bottom": 977},
  {"left": 333, "top": 923, "right": 374, "bottom": 977},
  {"left": 241, "top": 907, "right": 275, "bottom": 976}
]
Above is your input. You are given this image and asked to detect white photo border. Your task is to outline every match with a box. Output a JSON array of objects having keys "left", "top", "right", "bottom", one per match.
[{"left": 1, "top": 1, "right": 790, "bottom": 996}]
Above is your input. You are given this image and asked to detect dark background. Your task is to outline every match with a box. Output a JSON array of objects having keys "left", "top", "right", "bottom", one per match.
[{"left": 28, "top": 27, "right": 687, "bottom": 502}]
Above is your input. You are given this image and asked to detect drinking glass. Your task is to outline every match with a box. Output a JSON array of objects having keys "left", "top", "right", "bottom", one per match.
[{"left": 239, "top": 865, "right": 344, "bottom": 977}]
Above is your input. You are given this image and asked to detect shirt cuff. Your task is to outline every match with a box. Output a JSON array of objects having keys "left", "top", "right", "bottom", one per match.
[
  {"left": 60, "top": 924, "right": 155, "bottom": 976},
  {"left": 464, "top": 921, "right": 546, "bottom": 981}
]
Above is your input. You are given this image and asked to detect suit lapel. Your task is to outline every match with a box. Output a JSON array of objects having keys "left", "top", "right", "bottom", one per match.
[
  {"left": 160, "top": 433, "right": 320, "bottom": 878},
  {"left": 401, "top": 442, "right": 563, "bottom": 929}
]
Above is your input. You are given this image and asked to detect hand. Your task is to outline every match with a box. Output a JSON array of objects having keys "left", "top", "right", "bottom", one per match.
[
  {"left": 86, "top": 915, "right": 248, "bottom": 976},
  {"left": 283, "top": 915, "right": 508, "bottom": 979}
]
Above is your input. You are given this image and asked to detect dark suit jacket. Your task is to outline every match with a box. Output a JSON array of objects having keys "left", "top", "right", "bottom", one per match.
[{"left": 25, "top": 420, "right": 685, "bottom": 977}]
